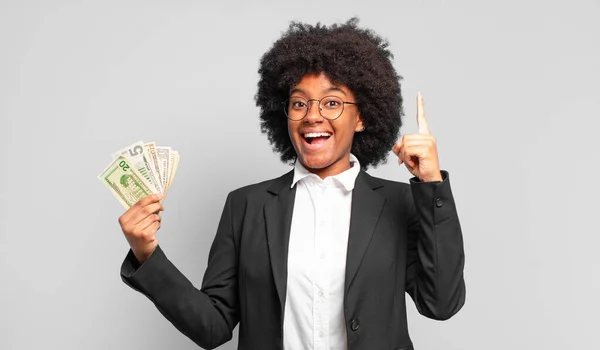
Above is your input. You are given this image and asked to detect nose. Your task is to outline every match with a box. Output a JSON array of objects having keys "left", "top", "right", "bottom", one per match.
[{"left": 304, "top": 100, "right": 324, "bottom": 124}]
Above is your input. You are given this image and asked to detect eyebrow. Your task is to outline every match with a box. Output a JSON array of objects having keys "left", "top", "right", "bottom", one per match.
[{"left": 289, "top": 86, "right": 348, "bottom": 96}]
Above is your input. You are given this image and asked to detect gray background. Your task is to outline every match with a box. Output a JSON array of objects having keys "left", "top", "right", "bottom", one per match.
[{"left": 1, "top": 0, "right": 599, "bottom": 349}]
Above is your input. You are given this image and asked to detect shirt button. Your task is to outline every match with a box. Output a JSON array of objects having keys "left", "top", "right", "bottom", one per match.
[
  {"left": 319, "top": 331, "right": 324, "bottom": 338},
  {"left": 436, "top": 197, "right": 443, "bottom": 207},
  {"left": 318, "top": 290, "right": 324, "bottom": 297}
]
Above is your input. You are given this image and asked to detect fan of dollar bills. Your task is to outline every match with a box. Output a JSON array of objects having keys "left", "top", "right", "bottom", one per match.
[{"left": 98, "top": 141, "right": 179, "bottom": 209}]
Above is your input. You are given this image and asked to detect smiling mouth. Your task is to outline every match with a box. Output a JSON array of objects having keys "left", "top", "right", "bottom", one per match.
[{"left": 303, "top": 132, "right": 332, "bottom": 144}]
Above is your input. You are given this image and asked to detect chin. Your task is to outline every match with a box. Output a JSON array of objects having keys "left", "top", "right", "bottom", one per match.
[{"left": 299, "top": 154, "right": 332, "bottom": 170}]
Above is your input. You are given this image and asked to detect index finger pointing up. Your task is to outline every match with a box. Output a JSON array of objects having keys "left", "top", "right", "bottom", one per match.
[{"left": 417, "top": 92, "right": 431, "bottom": 134}]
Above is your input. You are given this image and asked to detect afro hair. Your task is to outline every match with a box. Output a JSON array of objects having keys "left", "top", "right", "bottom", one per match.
[{"left": 255, "top": 17, "right": 403, "bottom": 169}]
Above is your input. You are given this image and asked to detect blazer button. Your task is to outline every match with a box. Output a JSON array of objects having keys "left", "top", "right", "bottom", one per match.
[
  {"left": 350, "top": 318, "right": 360, "bottom": 331},
  {"left": 436, "top": 197, "right": 443, "bottom": 207}
]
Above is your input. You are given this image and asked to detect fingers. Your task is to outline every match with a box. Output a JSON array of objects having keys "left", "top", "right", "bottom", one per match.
[
  {"left": 119, "top": 204, "right": 162, "bottom": 241},
  {"left": 394, "top": 140, "right": 412, "bottom": 167},
  {"left": 129, "top": 219, "right": 161, "bottom": 242},
  {"left": 127, "top": 202, "right": 164, "bottom": 226},
  {"left": 119, "top": 194, "right": 163, "bottom": 225},
  {"left": 136, "top": 193, "right": 163, "bottom": 208},
  {"left": 417, "top": 92, "right": 430, "bottom": 135},
  {"left": 393, "top": 136, "right": 410, "bottom": 165},
  {"left": 392, "top": 135, "right": 402, "bottom": 156},
  {"left": 394, "top": 136, "right": 433, "bottom": 167},
  {"left": 393, "top": 134, "right": 433, "bottom": 152},
  {"left": 118, "top": 194, "right": 164, "bottom": 243},
  {"left": 397, "top": 142, "right": 404, "bottom": 162},
  {"left": 137, "top": 213, "right": 162, "bottom": 232}
]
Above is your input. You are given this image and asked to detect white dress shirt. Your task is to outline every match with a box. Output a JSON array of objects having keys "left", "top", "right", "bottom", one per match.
[{"left": 283, "top": 154, "right": 361, "bottom": 350}]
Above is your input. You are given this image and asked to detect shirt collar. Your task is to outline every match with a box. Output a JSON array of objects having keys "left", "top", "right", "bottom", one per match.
[{"left": 291, "top": 153, "right": 361, "bottom": 191}]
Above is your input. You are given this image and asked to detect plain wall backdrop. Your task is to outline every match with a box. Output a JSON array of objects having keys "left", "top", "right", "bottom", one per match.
[{"left": 1, "top": 0, "right": 599, "bottom": 349}]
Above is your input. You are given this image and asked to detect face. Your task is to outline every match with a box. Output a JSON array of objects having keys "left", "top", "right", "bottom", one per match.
[{"left": 287, "top": 72, "right": 364, "bottom": 179}]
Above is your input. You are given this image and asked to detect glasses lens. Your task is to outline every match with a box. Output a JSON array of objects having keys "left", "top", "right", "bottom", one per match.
[
  {"left": 286, "top": 97, "right": 308, "bottom": 120},
  {"left": 319, "top": 96, "right": 344, "bottom": 120}
]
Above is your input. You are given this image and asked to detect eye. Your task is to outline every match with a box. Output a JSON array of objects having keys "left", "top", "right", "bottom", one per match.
[
  {"left": 288, "top": 97, "right": 308, "bottom": 110},
  {"left": 321, "top": 96, "right": 343, "bottom": 109},
  {"left": 291, "top": 101, "right": 307, "bottom": 109}
]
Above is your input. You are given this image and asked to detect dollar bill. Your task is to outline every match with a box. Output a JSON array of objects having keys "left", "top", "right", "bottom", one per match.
[
  {"left": 111, "top": 141, "right": 162, "bottom": 193},
  {"left": 155, "top": 146, "right": 171, "bottom": 191},
  {"left": 164, "top": 150, "right": 179, "bottom": 197},
  {"left": 98, "top": 156, "right": 157, "bottom": 209},
  {"left": 101, "top": 141, "right": 179, "bottom": 207},
  {"left": 144, "top": 142, "right": 163, "bottom": 190}
]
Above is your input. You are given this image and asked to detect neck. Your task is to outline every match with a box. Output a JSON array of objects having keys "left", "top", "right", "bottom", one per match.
[{"left": 303, "top": 158, "right": 352, "bottom": 180}]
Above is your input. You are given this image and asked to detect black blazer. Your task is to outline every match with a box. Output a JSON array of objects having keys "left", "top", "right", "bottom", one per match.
[{"left": 121, "top": 169, "right": 466, "bottom": 350}]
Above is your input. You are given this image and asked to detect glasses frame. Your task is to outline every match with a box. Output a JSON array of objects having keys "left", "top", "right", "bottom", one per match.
[{"left": 283, "top": 95, "right": 358, "bottom": 121}]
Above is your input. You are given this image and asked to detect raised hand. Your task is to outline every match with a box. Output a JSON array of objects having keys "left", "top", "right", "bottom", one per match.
[
  {"left": 118, "top": 193, "right": 164, "bottom": 263},
  {"left": 392, "top": 92, "right": 442, "bottom": 182}
]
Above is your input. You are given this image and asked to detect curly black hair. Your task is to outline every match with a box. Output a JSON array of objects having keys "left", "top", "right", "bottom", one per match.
[{"left": 255, "top": 17, "right": 403, "bottom": 169}]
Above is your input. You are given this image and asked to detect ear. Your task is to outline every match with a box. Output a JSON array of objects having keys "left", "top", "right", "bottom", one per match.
[{"left": 354, "top": 115, "right": 365, "bottom": 132}]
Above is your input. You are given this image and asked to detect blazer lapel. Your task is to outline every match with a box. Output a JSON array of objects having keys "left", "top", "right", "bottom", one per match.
[
  {"left": 345, "top": 170, "right": 386, "bottom": 292},
  {"left": 264, "top": 170, "right": 296, "bottom": 315}
]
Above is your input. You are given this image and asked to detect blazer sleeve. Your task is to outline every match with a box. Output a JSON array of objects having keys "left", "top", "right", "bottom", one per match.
[
  {"left": 120, "top": 192, "right": 239, "bottom": 350},
  {"left": 404, "top": 170, "right": 466, "bottom": 320}
]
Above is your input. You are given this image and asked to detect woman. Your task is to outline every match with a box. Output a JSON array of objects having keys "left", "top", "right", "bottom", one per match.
[{"left": 118, "top": 18, "right": 466, "bottom": 350}]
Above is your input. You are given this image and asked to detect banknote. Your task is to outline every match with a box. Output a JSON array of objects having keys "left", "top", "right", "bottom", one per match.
[
  {"left": 98, "top": 156, "right": 157, "bottom": 209},
  {"left": 101, "top": 141, "right": 179, "bottom": 207},
  {"left": 144, "top": 142, "right": 162, "bottom": 189},
  {"left": 155, "top": 146, "right": 171, "bottom": 191},
  {"left": 111, "top": 141, "right": 162, "bottom": 193},
  {"left": 164, "top": 151, "right": 179, "bottom": 197}
]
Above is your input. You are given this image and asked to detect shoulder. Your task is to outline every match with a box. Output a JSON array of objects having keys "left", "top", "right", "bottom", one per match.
[
  {"left": 362, "top": 170, "right": 450, "bottom": 193},
  {"left": 360, "top": 170, "right": 411, "bottom": 194},
  {"left": 354, "top": 171, "right": 414, "bottom": 210},
  {"left": 227, "top": 169, "right": 294, "bottom": 202}
]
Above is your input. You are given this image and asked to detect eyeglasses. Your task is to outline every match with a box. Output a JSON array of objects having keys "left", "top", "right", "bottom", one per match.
[{"left": 283, "top": 95, "right": 358, "bottom": 121}]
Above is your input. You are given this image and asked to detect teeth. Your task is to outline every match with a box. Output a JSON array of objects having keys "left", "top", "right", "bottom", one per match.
[{"left": 304, "top": 132, "right": 331, "bottom": 138}]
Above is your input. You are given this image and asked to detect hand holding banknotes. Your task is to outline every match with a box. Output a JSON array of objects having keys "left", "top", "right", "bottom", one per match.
[
  {"left": 118, "top": 193, "right": 164, "bottom": 263},
  {"left": 98, "top": 140, "right": 180, "bottom": 262}
]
